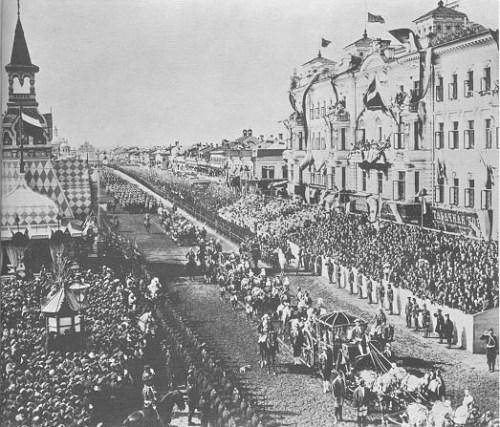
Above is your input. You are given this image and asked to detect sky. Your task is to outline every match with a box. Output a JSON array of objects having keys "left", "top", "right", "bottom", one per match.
[{"left": 1, "top": 0, "right": 498, "bottom": 150}]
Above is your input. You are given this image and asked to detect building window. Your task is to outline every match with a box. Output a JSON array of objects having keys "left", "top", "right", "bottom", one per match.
[
  {"left": 378, "top": 126, "right": 383, "bottom": 142},
  {"left": 436, "top": 77, "right": 444, "bottom": 101},
  {"left": 340, "top": 128, "right": 348, "bottom": 151},
  {"left": 322, "top": 101, "right": 326, "bottom": 117},
  {"left": 328, "top": 167, "right": 336, "bottom": 189},
  {"left": 448, "top": 74, "right": 458, "bottom": 100},
  {"left": 448, "top": 122, "right": 459, "bottom": 149},
  {"left": 449, "top": 178, "right": 459, "bottom": 205},
  {"left": 310, "top": 104, "right": 314, "bottom": 121},
  {"left": 435, "top": 122, "right": 444, "bottom": 149},
  {"left": 415, "top": 171, "right": 420, "bottom": 196},
  {"left": 464, "top": 120, "right": 474, "bottom": 149},
  {"left": 321, "top": 135, "right": 326, "bottom": 150},
  {"left": 393, "top": 131, "right": 405, "bottom": 149},
  {"left": 481, "top": 189, "right": 492, "bottom": 209},
  {"left": 362, "top": 171, "right": 367, "bottom": 192},
  {"left": 464, "top": 70, "right": 473, "bottom": 97},
  {"left": 316, "top": 102, "right": 321, "bottom": 119},
  {"left": 3, "top": 132, "right": 13, "bottom": 145},
  {"left": 393, "top": 172, "right": 405, "bottom": 201},
  {"left": 464, "top": 179, "right": 475, "bottom": 208},
  {"left": 262, "top": 166, "right": 275, "bottom": 179},
  {"left": 341, "top": 167, "right": 346, "bottom": 189},
  {"left": 377, "top": 172, "right": 384, "bottom": 194},
  {"left": 480, "top": 67, "right": 491, "bottom": 92},
  {"left": 435, "top": 177, "right": 445, "bottom": 203},
  {"left": 485, "top": 119, "right": 493, "bottom": 149}
]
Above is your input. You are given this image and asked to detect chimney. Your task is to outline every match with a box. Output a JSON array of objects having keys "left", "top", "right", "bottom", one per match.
[
  {"left": 243, "top": 130, "right": 248, "bottom": 137},
  {"left": 247, "top": 129, "right": 253, "bottom": 137}
]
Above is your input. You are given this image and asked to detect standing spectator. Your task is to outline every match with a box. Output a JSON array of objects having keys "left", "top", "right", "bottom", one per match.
[
  {"left": 352, "top": 379, "right": 369, "bottom": 427},
  {"left": 405, "top": 297, "right": 413, "bottom": 328},
  {"left": 480, "top": 328, "right": 498, "bottom": 372},
  {"left": 331, "top": 370, "right": 346, "bottom": 422},
  {"left": 387, "top": 284, "right": 394, "bottom": 315},
  {"left": 422, "top": 305, "right": 431, "bottom": 338},
  {"left": 442, "top": 314, "right": 454, "bottom": 349},
  {"left": 327, "top": 258, "right": 334, "bottom": 284},
  {"left": 434, "top": 309, "right": 445, "bottom": 344},
  {"left": 367, "top": 280, "right": 373, "bottom": 304},
  {"left": 377, "top": 283, "right": 385, "bottom": 309},
  {"left": 413, "top": 300, "right": 420, "bottom": 332}
]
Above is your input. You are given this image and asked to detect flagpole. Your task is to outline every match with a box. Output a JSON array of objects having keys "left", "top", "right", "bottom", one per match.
[{"left": 364, "top": 0, "right": 368, "bottom": 34}]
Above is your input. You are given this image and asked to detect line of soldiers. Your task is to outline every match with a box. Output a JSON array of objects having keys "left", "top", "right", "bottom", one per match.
[
  {"left": 153, "top": 287, "right": 265, "bottom": 427},
  {"left": 404, "top": 298, "right": 455, "bottom": 347}
]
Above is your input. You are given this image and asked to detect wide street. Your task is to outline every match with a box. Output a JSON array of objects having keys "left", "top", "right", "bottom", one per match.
[{"left": 112, "top": 204, "right": 499, "bottom": 427}]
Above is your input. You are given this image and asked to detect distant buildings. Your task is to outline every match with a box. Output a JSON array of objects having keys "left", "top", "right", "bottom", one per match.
[{"left": 284, "top": 1, "right": 498, "bottom": 239}]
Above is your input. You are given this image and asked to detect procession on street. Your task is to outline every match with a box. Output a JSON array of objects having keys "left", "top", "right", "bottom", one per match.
[{"left": 1, "top": 0, "right": 499, "bottom": 426}]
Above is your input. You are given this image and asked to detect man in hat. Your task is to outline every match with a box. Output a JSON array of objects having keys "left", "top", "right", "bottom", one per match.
[
  {"left": 480, "top": 328, "right": 498, "bottom": 372},
  {"left": 142, "top": 365, "right": 158, "bottom": 412},
  {"left": 351, "top": 319, "right": 366, "bottom": 355},
  {"left": 442, "top": 314, "right": 454, "bottom": 349},
  {"left": 434, "top": 309, "right": 445, "bottom": 343},
  {"left": 186, "top": 367, "right": 199, "bottom": 425},
  {"left": 331, "top": 370, "right": 346, "bottom": 422},
  {"left": 352, "top": 379, "right": 369, "bottom": 426}
]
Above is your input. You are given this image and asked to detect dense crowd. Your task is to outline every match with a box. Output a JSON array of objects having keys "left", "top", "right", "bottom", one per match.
[
  {"left": 219, "top": 195, "right": 498, "bottom": 315},
  {"left": 0, "top": 262, "right": 148, "bottom": 427}
]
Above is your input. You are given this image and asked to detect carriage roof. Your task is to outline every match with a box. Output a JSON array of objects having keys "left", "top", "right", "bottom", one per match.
[{"left": 318, "top": 311, "right": 366, "bottom": 329}]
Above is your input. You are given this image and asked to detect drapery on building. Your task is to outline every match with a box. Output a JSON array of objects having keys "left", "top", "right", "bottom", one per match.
[
  {"left": 1, "top": 11, "right": 92, "bottom": 275},
  {"left": 284, "top": 1, "right": 498, "bottom": 239}
]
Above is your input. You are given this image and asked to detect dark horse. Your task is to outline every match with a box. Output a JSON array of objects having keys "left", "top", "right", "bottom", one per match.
[{"left": 122, "top": 390, "right": 186, "bottom": 427}]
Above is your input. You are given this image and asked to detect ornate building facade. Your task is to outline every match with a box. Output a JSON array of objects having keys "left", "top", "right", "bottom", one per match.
[{"left": 284, "top": 1, "right": 498, "bottom": 238}]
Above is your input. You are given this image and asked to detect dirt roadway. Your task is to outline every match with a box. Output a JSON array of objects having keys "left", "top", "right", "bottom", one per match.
[{"left": 112, "top": 210, "right": 498, "bottom": 427}]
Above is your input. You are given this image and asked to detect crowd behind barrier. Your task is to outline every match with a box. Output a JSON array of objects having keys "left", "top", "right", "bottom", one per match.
[{"left": 218, "top": 195, "right": 498, "bottom": 317}]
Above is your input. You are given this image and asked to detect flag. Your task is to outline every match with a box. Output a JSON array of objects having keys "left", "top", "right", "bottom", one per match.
[
  {"left": 363, "top": 77, "right": 387, "bottom": 111},
  {"left": 368, "top": 12, "right": 385, "bottom": 23},
  {"left": 389, "top": 28, "right": 421, "bottom": 50},
  {"left": 321, "top": 38, "right": 331, "bottom": 48}
]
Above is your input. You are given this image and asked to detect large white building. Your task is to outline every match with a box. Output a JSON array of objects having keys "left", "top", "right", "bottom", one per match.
[{"left": 284, "top": 0, "right": 498, "bottom": 238}]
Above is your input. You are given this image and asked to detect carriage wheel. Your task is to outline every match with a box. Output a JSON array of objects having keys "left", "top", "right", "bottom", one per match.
[{"left": 301, "top": 331, "right": 315, "bottom": 368}]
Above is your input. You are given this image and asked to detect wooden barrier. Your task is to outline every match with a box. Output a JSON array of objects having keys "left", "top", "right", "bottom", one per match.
[{"left": 288, "top": 239, "right": 497, "bottom": 354}]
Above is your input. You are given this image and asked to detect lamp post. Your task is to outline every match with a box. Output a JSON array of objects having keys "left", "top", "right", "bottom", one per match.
[{"left": 69, "top": 283, "right": 89, "bottom": 350}]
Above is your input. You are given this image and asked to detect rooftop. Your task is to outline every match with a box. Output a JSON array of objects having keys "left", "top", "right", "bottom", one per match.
[{"left": 413, "top": 0, "right": 467, "bottom": 23}]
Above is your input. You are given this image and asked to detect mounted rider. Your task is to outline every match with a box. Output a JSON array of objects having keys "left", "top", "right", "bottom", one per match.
[{"left": 142, "top": 365, "right": 158, "bottom": 409}]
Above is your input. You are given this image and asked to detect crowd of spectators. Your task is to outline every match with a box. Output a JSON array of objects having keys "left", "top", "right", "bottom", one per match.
[
  {"left": 217, "top": 195, "right": 498, "bottom": 315},
  {"left": 0, "top": 259, "right": 149, "bottom": 427}
]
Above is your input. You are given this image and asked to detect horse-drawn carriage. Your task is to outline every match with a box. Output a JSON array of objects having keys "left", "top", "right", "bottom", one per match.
[{"left": 299, "top": 311, "right": 390, "bottom": 372}]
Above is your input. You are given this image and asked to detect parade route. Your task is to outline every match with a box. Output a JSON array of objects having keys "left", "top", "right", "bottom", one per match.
[{"left": 113, "top": 208, "right": 499, "bottom": 426}]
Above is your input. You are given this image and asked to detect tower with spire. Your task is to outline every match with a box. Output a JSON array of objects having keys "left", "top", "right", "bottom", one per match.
[{"left": 2, "top": 1, "right": 52, "bottom": 162}]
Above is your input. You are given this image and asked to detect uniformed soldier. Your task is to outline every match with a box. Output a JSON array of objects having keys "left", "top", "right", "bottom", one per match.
[
  {"left": 186, "top": 367, "right": 199, "bottom": 425},
  {"left": 142, "top": 365, "right": 159, "bottom": 420}
]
